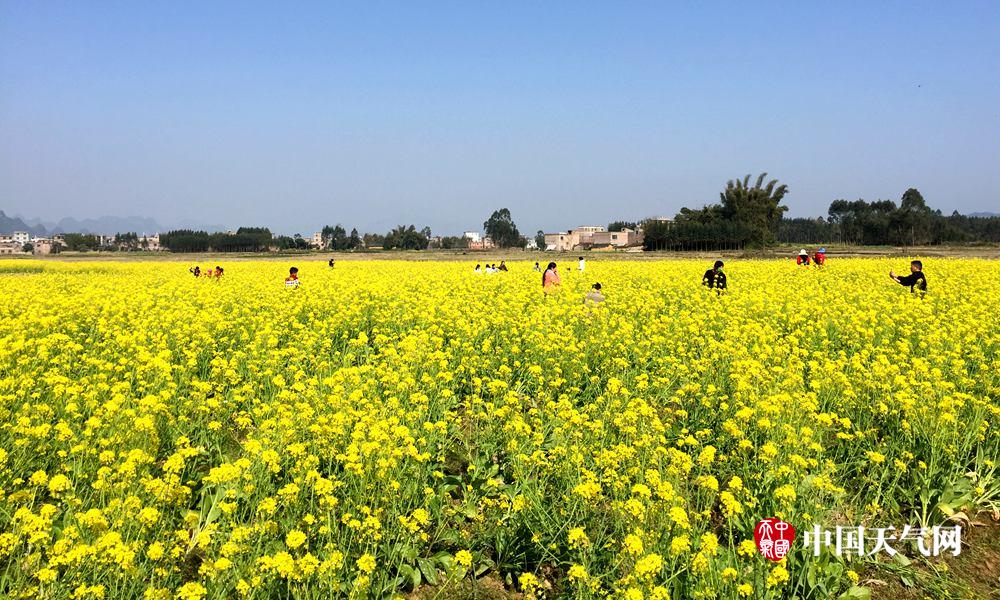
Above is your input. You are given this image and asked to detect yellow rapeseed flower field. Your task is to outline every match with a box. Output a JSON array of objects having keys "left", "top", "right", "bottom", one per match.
[{"left": 0, "top": 258, "right": 997, "bottom": 599}]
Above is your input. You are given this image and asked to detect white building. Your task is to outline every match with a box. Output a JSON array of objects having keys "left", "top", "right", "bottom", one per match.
[
  {"left": 12, "top": 231, "right": 30, "bottom": 245},
  {"left": 142, "top": 234, "right": 162, "bottom": 251},
  {"left": 311, "top": 232, "right": 324, "bottom": 248},
  {"left": 463, "top": 231, "right": 481, "bottom": 244}
]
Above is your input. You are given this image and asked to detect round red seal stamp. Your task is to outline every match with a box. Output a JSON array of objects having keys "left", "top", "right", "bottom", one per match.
[{"left": 754, "top": 518, "right": 795, "bottom": 561}]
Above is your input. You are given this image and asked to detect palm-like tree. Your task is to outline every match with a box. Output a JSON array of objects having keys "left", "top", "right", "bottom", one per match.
[{"left": 720, "top": 173, "right": 789, "bottom": 246}]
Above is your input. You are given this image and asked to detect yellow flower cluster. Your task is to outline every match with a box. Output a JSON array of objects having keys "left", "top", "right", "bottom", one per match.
[{"left": 0, "top": 258, "right": 996, "bottom": 598}]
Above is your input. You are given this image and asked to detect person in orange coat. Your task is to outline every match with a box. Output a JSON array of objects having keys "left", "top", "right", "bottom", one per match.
[{"left": 542, "top": 262, "right": 561, "bottom": 292}]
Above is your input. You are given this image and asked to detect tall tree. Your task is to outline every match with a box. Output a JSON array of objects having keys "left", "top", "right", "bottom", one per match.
[
  {"left": 895, "top": 188, "right": 933, "bottom": 246},
  {"left": 719, "top": 173, "right": 789, "bottom": 247},
  {"left": 483, "top": 208, "right": 523, "bottom": 248},
  {"left": 383, "top": 225, "right": 429, "bottom": 250},
  {"left": 348, "top": 228, "right": 362, "bottom": 250},
  {"left": 534, "top": 230, "right": 546, "bottom": 250}
]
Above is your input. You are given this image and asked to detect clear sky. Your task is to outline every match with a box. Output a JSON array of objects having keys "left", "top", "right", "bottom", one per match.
[{"left": 2, "top": 1, "right": 998, "bottom": 235}]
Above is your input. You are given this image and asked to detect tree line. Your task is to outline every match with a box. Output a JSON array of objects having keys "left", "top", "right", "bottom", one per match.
[
  {"left": 159, "top": 228, "right": 274, "bottom": 252},
  {"left": 643, "top": 173, "right": 789, "bottom": 251},
  {"left": 121, "top": 182, "right": 1000, "bottom": 253},
  {"left": 641, "top": 176, "right": 998, "bottom": 250},
  {"left": 156, "top": 207, "right": 536, "bottom": 252},
  {"left": 776, "top": 189, "right": 1000, "bottom": 245}
]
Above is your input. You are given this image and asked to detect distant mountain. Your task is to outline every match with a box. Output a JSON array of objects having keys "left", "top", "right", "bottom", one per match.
[
  {"left": 968, "top": 212, "right": 998, "bottom": 218},
  {"left": 51, "top": 215, "right": 164, "bottom": 236},
  {"left": 0, "top": 210, "right": 49, "bottom": 236},
  {"left": 169, "top": 219, "right": 228, "bottom": 233},
  {"left": 2, "top": 210, "right": 230, "bottom": 235}
]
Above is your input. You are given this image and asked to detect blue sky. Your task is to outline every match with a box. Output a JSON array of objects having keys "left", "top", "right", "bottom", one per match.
[{"left": 2, "top": 1, "right": 998, "bottom": 235}]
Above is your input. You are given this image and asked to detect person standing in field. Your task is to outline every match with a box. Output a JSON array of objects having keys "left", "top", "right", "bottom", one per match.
[
  {"left": 214, "top": 266, "right": 224, "bottom": 278},
  {"left": 578, "top": 256, "right": 586, "bottom": 272},
  {"left": 498, "top": 260, "right": 508, "bottom": 272},
  {"left": 813, "top": 248, "right": 826, "bottom": 266},
  {"left": 543, "top": 262, "right": 561, "bottom": 292},
  {"left": 534, "top": 261, "right": 541, "bottom": 272},
  {"left": 328, "top": 258, "right": 335, "bottom": 268},
  {"left": 702, "top": 260, "right": 727, "bottom": 291},
  {"left": 890, "top": 260, "right": 927, "bottom": 296},
  {"left": 796, "top": 249, "right": 811, "bottom": 266},
  {"left": 474, "top": 264, "right": 482, "bottom": 273},
  {"left": 285, "top": 266, "right": 300, "bottom": 287},
  {"left": 190, "top": 266, "right": 201, "bottom": 277}
]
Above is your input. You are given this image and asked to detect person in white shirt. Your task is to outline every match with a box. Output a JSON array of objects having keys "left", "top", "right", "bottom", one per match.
[{"left": 578, "top": 256, "right": 586, "bottom": 272}]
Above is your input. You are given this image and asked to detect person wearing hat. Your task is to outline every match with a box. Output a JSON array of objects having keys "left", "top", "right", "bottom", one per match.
[
  {"left": 813, "top": 247, "right": 826, "bottom": 266},
  {"left": 796, "top": 249, "right": 811, "bottom": 266},
  {"left": 702, "top": 260, "right": 727, "bottom": 291}
]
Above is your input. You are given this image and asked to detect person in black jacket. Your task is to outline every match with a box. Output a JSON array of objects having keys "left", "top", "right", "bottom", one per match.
[
  {"left": 702, "top": 260, "right": 727, "bottom": 291},
  {"left": 890, "top": 260, "right": 927, "bottom": 296}
]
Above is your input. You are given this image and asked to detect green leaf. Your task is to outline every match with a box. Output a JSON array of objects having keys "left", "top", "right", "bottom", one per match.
[
  {"left": 436, "top": 554, "right": 455, "bottom": 570},
  {"left": 837, "top": 586, "right": 871, "bottom": 600},
  {"left": 418, "top": 558, "right": 438, "bottom": 586},
  {"left": 893, "top": 552, "right": 911, "bottom": 567}
]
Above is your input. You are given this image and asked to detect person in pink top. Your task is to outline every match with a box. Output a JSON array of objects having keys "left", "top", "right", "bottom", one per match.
[{"left": 542, "top": 262, "right": 561, "bottom": 292}]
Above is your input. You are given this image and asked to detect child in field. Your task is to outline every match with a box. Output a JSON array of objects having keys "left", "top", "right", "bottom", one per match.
[
  {"left": 498, "top": 260, "right": 508, "bottom": 272},
  {"left": 584, "top": 283, "right": 605, "bottom": 305},
  {"left": 285, "top": 267, "right": 300, "bottom": 287},
  {"left": 578, "top": 256, "right": 586, "bottom": 272},
  {"left": 190, "top": 266, "right": 200, "bottom": 277},
  {"left": 543, "top": 262, "right": 561, "bottom": 292},
  {"left": 474, "top": 264, "right": 482, "bottom": 273},
  {"left": 890, "top": 260, "right": 927, "bottom": 295},
  {"left": 702, "top": 260, "right": 727, "bottom": 291},
  {"left": 796, "top": 249, "right": 811, "bottom": 266},
  {"left": 534, "top": 262, "right": 541, "bottom": 272},
  {"left": 328, "top": 258, "right": 335, "bottom": 268},
  {"left": 214, "top": 266, "right": 224, "bottom": 278},
  {"left": 813, "top": 248, "right": 826, "bottom": 266}
]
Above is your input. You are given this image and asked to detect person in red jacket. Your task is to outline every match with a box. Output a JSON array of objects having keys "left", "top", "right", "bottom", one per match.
[
  {"left": 796, "top": 249, "right": 811, "bottom": 266},
  {"left": 813, "top": 248, "right": 826, "bottom": 266}
]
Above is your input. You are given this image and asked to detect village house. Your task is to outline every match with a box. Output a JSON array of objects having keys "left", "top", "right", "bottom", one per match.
[
  {"left": 141, "top": 234, "right": 161, "bottom": 251},
  {"left": 32, "top": 239, "right": 56, "bottom": 255},
  {"left": 544, "top": 226, "right": 642, "bottom": 251},
  {"left": 463, "top": 231, "right": 495, "bottom": 250}
]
